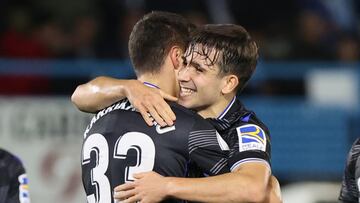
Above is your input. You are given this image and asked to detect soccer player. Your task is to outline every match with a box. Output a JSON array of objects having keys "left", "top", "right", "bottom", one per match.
[
  {"left": 80, "top": 11, "right": 230, "bottom": 203},
  {"left": 73, "top": 23, "right": 282, "bottom": 203},
  {"left": 339, "top": 138, "right": 360, "bottom": 203},
  {"left": 0, "top": 148, "right": 30, "bottom": 203}
]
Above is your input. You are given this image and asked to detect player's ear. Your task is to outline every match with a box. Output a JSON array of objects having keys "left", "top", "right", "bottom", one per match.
[
  {"left": 221, "top": 74, "right": 239, "bottom": 94},
  {"left": 169, "top": 46, "right": 183, "bottom": 70}
]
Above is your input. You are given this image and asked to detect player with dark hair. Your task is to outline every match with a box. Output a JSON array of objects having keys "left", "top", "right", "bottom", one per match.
[
  {"left": 73, "top": 23, "right": 281, "bottom": 203},
  {"left": 0, "top": 148, "right": 30, "bottom": 203},
  {"left": 339, "top": 138, "right": 360, "bottom": 203},
  {"left": 80, "top": 11, "right": 230, "bottom": 203},
  {"left": 114, "top": 24, "right": 277, "bottom": 203}
]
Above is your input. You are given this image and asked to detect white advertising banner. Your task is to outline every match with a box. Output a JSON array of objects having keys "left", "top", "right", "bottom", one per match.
[{"left": 0, "top": 97, "right": 92, "bottom": 203}]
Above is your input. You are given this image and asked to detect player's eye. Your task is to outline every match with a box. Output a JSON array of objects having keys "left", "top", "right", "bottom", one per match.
[
  {"left": 190, "top": 62, "right": 203, "bottom": 73},
  {"left": 195, "top": 67, "right": 203, "bottom": 73}
]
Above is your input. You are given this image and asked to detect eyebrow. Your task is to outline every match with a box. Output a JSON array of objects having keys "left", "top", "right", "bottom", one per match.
[{"left": 189, "top": 60, "right": 204, "bottom": 71}]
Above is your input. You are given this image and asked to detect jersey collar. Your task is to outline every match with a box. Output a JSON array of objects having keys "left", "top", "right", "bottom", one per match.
[
  {"left": 217, "top": 96, "right": 237, "bottom": 120},
  {"left": 217, "top": 96, "right": 250, "bottom": 123},
  {"left": 208, "top": 97, "right": 251, "bottom": 131},
  {"left": 143, "top": 82, "right": 160, "bottom": 89}
]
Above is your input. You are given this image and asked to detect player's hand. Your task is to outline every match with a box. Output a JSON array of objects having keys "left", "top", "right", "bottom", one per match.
[
  {"left": 114, "top": 171, "right": 169, "bottom": 203},
  {"left": 126, "top": 80, "right": 177, "bottom": 127}
]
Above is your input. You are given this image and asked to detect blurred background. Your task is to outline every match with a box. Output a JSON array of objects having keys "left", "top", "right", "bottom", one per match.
[{"left": 0, "top": 0, "right": 359, "bottom": 202}]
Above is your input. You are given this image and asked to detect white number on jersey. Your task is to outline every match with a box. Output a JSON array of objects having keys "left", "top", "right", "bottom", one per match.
[
  {"left": 82, "top": 132, "right": 156, "bottom": 202},
  {"left": 114, "top": 132, "right": 155, "bottom": 182}
]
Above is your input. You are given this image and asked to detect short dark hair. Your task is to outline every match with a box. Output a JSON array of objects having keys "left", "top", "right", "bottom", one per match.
[
  {"left": 186, "top": 24, "right": 259, "bottom": 92},
  {"left": 129, "top": 11, "right": 195, "bottom": 76}
]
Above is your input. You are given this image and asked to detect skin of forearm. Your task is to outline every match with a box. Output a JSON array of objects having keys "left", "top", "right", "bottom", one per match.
[
  {"left": 71, "top": 76, "right": 130, "bottom": 112},
  {"left": 165, "top": 167, "right": 269, "bottom": 203}
]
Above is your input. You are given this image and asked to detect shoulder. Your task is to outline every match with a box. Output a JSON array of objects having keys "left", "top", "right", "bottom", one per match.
[
  {"left": 0, "top": 149, "right": 23, "bottom": 167},
  {"left": 234, "top": 104, "right": 270, "bottom": 137},
  {"left": 169, "top": 102, "right": 213, "bottom": 130},
  {"left": 0, "top": 149, "right": 26, "bottom": 180},
  {"left": 228, "top": 107, "right": 270, "bottom": 152},
  {"left": 249, "top": 114, "right": 270, "bottom": 134},
  {"left": 169, "top": 102, "right": 197, "bottom": 117},
  {"left": 169, "top": 102, "right": 206, "bottom": 122}
]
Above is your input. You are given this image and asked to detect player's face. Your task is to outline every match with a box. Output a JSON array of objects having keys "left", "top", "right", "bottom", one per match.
[{"left": 177, "top": 45, "right": 225, "bottom": 111}]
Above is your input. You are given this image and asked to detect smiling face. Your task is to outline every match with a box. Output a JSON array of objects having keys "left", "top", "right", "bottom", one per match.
[{"left": 177, "top": 44, "right": 226, "bottom": 112}]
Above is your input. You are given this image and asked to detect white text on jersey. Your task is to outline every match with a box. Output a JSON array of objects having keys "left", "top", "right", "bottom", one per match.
[{"left": 84, "top": 100, "right": 135, "bottom": 138}]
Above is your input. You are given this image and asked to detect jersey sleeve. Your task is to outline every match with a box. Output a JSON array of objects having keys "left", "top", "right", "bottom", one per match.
[
  {"left": 188, "top": 120, "right": 230, "bottom": 176},
  {"left": 339, "top": 138, "right": 360, "bottom": 202},
  {"left": 227, "top": 124, "right": 271, "bottom": 171},
  {"left": 7, "top": 156, "right": 30, "bottom": 203}
]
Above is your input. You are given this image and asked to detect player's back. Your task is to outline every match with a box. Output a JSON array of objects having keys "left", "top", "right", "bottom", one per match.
[{"left": 81, "top": 99, "right": 228, "bottom": 203}]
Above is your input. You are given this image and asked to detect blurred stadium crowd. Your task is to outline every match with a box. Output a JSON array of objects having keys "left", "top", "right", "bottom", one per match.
[
  {"left": 0, "top": 0, "right": 359, "bottom": 61},
  {"left": 0, "top": 0, "right": 359, "bottom": 97}
]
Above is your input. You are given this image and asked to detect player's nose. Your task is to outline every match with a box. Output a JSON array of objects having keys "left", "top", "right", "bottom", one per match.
[{"left": 178, "top": 66, "right": 191, "bottom": 81}]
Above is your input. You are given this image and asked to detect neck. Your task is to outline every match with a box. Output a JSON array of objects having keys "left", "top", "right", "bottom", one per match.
[
  {"left": 197, "top": 93, "right": 236, "bottom": 119},
  {"left": 137, "top": 68, "right": 177, "bottom": 97}
]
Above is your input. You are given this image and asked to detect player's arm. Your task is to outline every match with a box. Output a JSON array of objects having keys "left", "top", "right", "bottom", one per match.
[
  {"left": 71, "top": 76, "right": 177, "bottom": 126},
  {"left": 165, "top": 162, "right": 272, "bottom": 203},
  {"left": 114, "top": 163, "right": 275, "bottom": 203},
  {"left": 71, "top": 76, "right": 131, "bottom": 112},
  {"left": 114, "top": 122, "right": 280, "bottom": 203},
  {"left": 114, "top": 126, "right": 275, "bottom": 203}
]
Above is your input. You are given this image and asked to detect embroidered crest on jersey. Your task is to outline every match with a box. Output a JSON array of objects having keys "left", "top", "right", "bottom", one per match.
[
  {"left": 18, "top": 174, "right": 30, "bottom": 203},
  {"left": 237, "top": 124, "right": 266, "bottom": 152}
]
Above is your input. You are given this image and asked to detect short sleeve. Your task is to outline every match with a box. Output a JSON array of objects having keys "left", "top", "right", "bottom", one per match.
[{"left": 227, "top": 124, "right": 271, "bottom": 171}]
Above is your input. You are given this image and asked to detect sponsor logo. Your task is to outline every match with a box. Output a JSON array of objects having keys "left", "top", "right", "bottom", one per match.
[
  {"left": 18, "top": 174, "right": 30, "bottom": 203},
  {"left": 237, "top": 124, "right": 266, "bottom": 152}
]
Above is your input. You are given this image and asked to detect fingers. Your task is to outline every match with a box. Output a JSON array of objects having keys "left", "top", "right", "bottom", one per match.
[
  {"left": 143, "top": 89, "right": 176, "bottom": 126},
  {"left": 114, "top": 190, "right": 138, "bottom": 201},
  {"left": 153, "top": 105, "right": 174, "bottom": 126},
  {"left": 159, "top": 91, "right": 177, "bottom": 122},
  {"left": 114, "top": 182, "right": 136, "bottom": 192},
  {"left": 156, "top": 100, "right": 176, "bottom": 122},
  {"left": 137, "top": 102, "right": 171, "bottom": 127},
  {"left": 137, "top": 105, "right": 154, "bottom": 126},
  {"left": 114, "top": 182, "right": 138, "bottom": 202},
  {"left": 146, "top": 105, "right": 167, "bottom": 127},
  {"left": 122, "top": 194, "right": 141, "bottom": 203},
  {"left": 160, "top": 91, "right": 178, "bottom": 102},
  {"left": 132, "top": 172, "right": 148, "bottom": 179},
  {"left": 130, "top": 87, "right": 176, "bottom": 127}
]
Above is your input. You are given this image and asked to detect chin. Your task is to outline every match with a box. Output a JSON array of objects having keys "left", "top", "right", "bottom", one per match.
[
  {"left": 178, "top": 99, "right": 186, "bottom": 106},
  {"left": 178, "top": 99, "right": 193, "bottom": 109}
]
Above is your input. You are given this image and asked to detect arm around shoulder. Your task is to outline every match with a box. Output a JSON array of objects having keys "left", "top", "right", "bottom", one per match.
[
  {"left": 165, "top": 162, "right": 271, "bottom": 203},
  {"left": 71, "top": 76, "right": 132, "bottom": 112}
]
